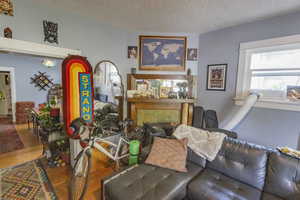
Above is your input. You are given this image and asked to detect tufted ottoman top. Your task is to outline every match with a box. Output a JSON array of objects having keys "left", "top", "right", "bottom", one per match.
[{"left": 103, "top": 161, "right": 202, "bottom": 200}]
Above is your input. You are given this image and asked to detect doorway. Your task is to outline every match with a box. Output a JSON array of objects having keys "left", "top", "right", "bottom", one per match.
[
  {"left": 0, "top": 71, "right": 12, "bottom": 122},
  {"left": 0, "top": 67, "right": 16, "bottom": 123}
]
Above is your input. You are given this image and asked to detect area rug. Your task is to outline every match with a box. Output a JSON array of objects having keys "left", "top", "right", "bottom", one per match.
[
  {"left": 0, "top": 119, "right": 24, "bottom": 154},
  {"left": 0, "top": 159, "right": 58, "bottom": 200}
]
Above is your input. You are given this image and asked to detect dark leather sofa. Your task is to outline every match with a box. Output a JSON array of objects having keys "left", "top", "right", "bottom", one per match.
[{"left": 103, "top": 136, "right": 300, "bottom": 200}]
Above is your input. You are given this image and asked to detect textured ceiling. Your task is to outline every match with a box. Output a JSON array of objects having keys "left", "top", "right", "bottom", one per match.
[{"left": 38, "top": 0, "right": 300, "bottom": 33}]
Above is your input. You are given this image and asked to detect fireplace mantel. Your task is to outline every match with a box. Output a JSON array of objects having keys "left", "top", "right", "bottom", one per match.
[{"left": 127, "top": 98, "right": 195, "bottom": 127}]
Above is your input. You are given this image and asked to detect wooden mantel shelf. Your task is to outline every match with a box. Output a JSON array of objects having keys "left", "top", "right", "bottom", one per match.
[{"left": 127, "top": 98, "right": 196, "bottom": 104}]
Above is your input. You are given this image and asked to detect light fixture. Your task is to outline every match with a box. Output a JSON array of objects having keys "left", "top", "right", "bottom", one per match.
[{"left": 42, "top": 59, "right": 56, "bottom": 68}]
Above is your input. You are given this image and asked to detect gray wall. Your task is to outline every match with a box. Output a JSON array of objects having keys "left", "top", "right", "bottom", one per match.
[
  {"left": 0, "top": 0, "right": 198, "bottom": 105},
  {"left": 198, "top": 11, "right": 300, "bottom": 149}
]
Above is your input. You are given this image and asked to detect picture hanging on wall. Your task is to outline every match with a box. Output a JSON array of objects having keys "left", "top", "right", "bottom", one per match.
[
  {"left": 206, "top": 64, "right": 227, "bottom": 91},
  {"left": 139, "top": 35, "right": 186, "bottom": 71},
  {"left": 128, "top": 46, "right": 138, "bottom": 59},
  {"left": 43, "top": 20, "right": 58, "bottom": 44},
  {"left": 4, "top": 27, "right": 12, "bottom": 38},
  {"left": 0, "top": 0, "right": 14, "bottom": 16},
  {"left": 287, "top": 86, "right": 300, "bottom": 101},
  {"left": 187, "top": 48, "right": 198, "bottom": 61},
  {"left": 30, "top": 71, "right": 54, "bottom": 91}
]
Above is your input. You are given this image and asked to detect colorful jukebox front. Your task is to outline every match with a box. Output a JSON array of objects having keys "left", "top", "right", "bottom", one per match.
[{"left": 62, "top": 55, "right": 94, "bottom": 138}]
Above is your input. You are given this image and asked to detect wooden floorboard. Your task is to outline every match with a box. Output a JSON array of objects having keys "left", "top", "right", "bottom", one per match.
[
  {"left": 0, "top": 123, "right": 115, "bottom": 200},
  {"left": 45, "top": 149, "right": 114, "bottom": 200},
  {"left": 0, "top": 123, "right": 42, "bottom": 168},
  {"left": 15, "top": 123, "right": 40, "bottom": 148}
]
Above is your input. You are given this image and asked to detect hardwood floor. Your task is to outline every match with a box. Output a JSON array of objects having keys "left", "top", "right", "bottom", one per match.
[
  {"left": 15, "top": 123, "right": 40, "bottom": 148},
  {"left": 0, "top": 123, "right": 42, "bottom": 168},
  {"left": 0, "top": 123, "right": 115, "bottom": 200},
  {"left": 0, "top": 144, "right": 43, "bottom": 168},
  {"left": 45, "top": 149, "right": 114, "bottom": 200}
]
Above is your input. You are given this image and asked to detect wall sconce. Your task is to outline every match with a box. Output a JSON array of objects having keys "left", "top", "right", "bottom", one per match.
[{"left": 42, "top": 59, "right": 56, "bottom": 68}]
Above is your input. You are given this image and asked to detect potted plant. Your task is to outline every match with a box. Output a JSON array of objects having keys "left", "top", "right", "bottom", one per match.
[{"left": 49, "top": 97, "right": 60, "bottom": 122}]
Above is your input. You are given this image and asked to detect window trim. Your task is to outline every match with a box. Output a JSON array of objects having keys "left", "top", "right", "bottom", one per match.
[{"left": 235, "top": 34, "right": 300, "bottom": 111}]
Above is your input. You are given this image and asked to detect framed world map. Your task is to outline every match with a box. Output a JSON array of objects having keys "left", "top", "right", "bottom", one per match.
[{"left": 139, "top": 35, "right": 187, "bottom": 71}]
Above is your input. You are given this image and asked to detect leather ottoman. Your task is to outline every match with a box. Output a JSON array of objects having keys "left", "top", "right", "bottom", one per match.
[{"left": 103, "top": 161, "right": 203, "bottom": 200}]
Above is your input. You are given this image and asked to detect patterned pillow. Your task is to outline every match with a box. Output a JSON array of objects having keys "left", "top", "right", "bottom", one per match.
[{"left": 145, "top": 137, "right": 188, "bottom": 172}]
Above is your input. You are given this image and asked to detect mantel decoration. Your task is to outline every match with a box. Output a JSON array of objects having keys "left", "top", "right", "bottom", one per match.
[
  {"left": 206, "top": 64, "right": 227, "bottom": 91},
  {"left": 0, "top": 0, "right": 13, "bottom": 16},
  {"left": 139, "top": 35, "right": 187, "bottom": 71},
  {"left": 43, "top": 20, "right": 58, "bottom": 44},
  {"left": 30, "top": 71, "right": 54, "bottom": 91}
]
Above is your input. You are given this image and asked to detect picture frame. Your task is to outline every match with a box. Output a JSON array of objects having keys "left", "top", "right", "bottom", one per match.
[
  {"left": 160, "top": 87, "right": 172, "bottom": 98},
  {"left": 139, "top": 35, "right": 187, "bottom": 71},
  {"left": 206, "top": 64, "right": 227, "bottom": 91},
  {"left": 0, "top": 0, "right": 14, "bottom": 16},
  {"left": 128, "top": 46, "right": 138, "bottom": 59},
  {"left": 43, "top": 20, "right": 58, "bottom": 44},
  {"left": 287, "top": 85, "right": 300, "bottom": 101},
  {"left": 136, "top": 82, "right": 148, "bottom": 92},
  {"left": 187, "top": 48, "right": 198, "bottom": 61}
]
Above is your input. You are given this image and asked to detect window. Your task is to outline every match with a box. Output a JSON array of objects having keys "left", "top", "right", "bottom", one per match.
[
  {"left": 250, "top": 49, "right": 300, "bottom": 98},
  {"left": 236, "top": 34, "right": 300, "bottom": 111}
]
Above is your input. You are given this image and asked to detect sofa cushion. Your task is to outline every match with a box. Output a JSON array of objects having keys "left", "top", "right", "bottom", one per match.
[
  {"left": 104, "top": 161, "right": 202, "bottom": 200},
  {"left": 187, "top": 168, "right": 261, "bottom": 200},
  {"left": 187, "top": 148, "right": 206, "bottom": 168},
  {"left": 263, "top": 151, "right": 300, "bottom": 199},
  {"left": 207, "top": 137, "right": 268, "bottom": 190},
  {"left": 145, "top": 137, "right": 188, "bottom": 172},
  {"left": 261, "top": 192, "right": 283, "bottom": 200}
]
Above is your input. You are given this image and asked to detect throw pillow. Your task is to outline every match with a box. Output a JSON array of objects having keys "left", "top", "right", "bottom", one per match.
[{"left": 145, "top": 137, "right": 188, "bottom": 172}]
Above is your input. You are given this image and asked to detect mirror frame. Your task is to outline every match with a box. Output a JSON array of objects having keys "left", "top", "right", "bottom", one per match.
[{"left": 94, "top": 60, "right": 124, "bottom": 99}]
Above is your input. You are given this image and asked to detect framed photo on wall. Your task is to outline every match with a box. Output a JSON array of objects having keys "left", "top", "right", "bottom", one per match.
[
  {"left": 128, "top": 46, "right": 138, "bottom": 59},
  {"left": 206, "top": 64, "right": 227, "bottom": 91},
  {"left": 139, "top": 35, "right": 187, "bottom": 71},
  {"left": 187, "top": 48, "right": 198, "bottom": 61}
]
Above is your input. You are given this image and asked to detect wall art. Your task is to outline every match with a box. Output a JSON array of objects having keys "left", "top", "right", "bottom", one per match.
[
  {"left": 139, "top": 35, "right": 186, "bottom": 71},
  {"left": 30, "top": 71, "right": 54, "bottom": 91},
  {"left": 43, "top": 20, "right": 58, "bottom": 44},
  {"left": 128, "top": 46, "right": 138, "bottom": 59},
  {"left": 4, "top": 27, "right": 12, "bottom": 38},
  {"left": 62, "top": 55, "right": 94, "bottom": 137},
  {"left": 187, "top": 48, "right": 198, "bottom": 61},
  {"left": 206, "top": 64, "right": 227, "bottom": 91},
  {"left": 287, "top": 86, "right": 300, "bottom": 101},
  {"left": 0, "top": 0, "right": 13, "bottom": 16}
]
